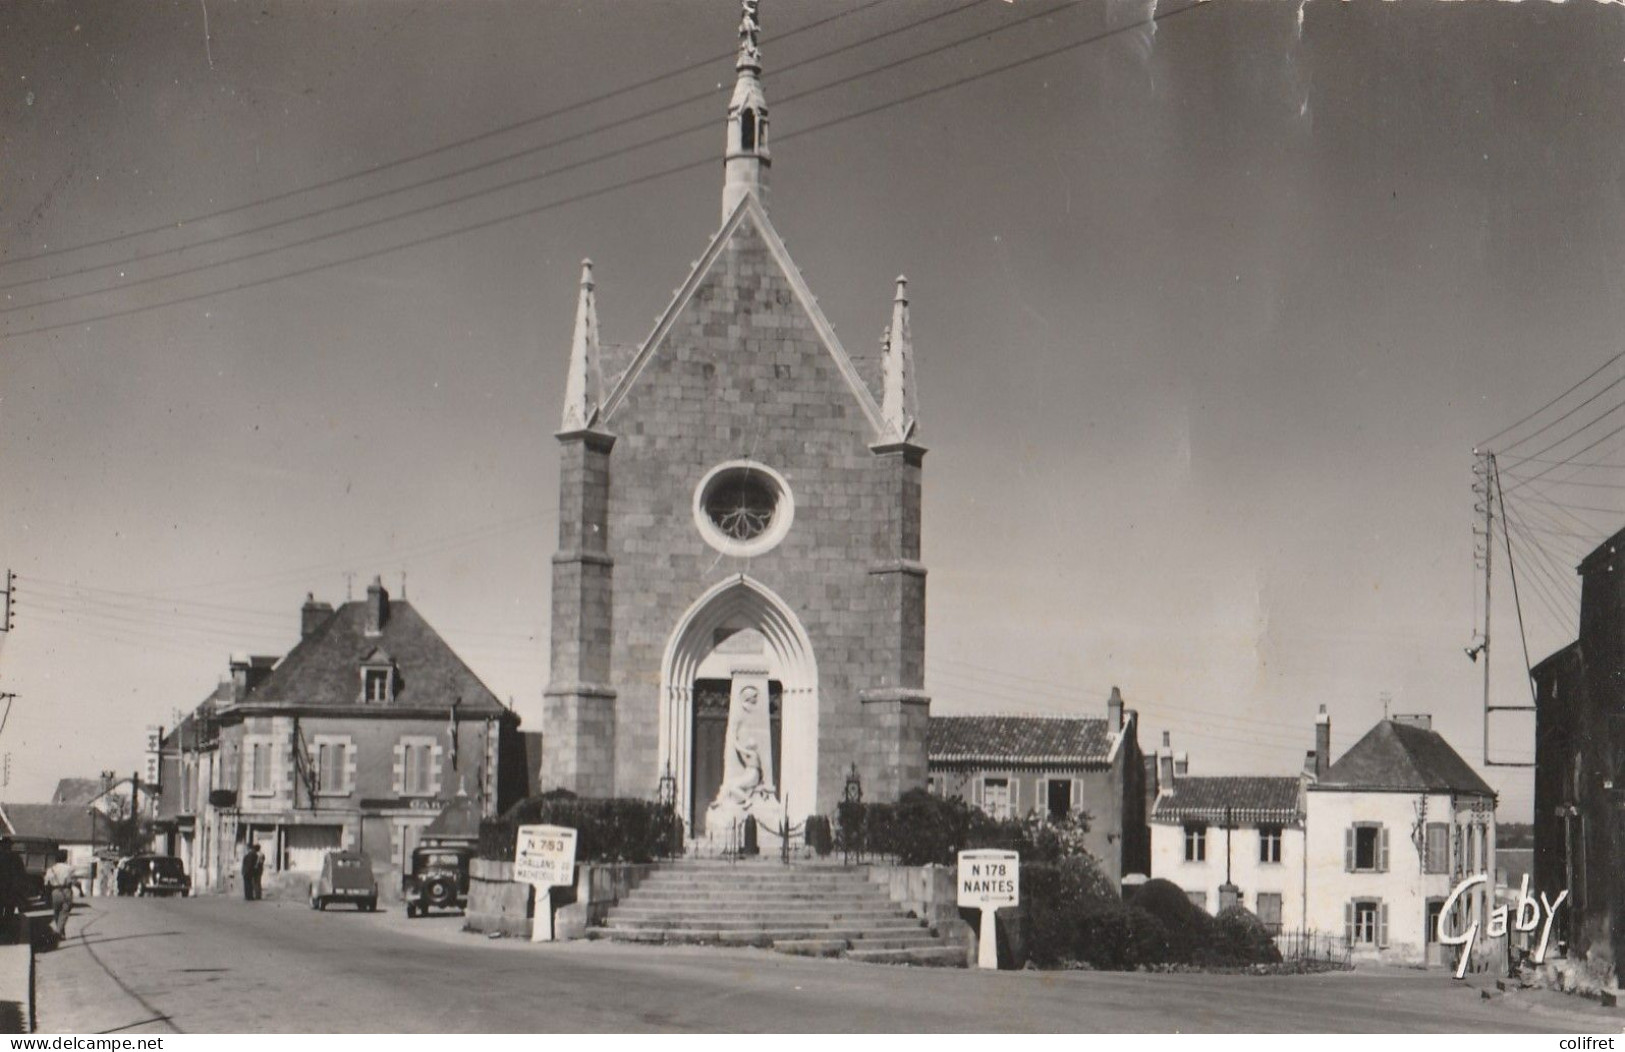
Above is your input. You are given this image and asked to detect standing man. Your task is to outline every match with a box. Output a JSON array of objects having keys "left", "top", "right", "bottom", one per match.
[
  {"left": 240, "top": 842, "right": 261, "bottom": 902},
  {"left": 45, "top": 850, "right": 75, "bottom": 938}
]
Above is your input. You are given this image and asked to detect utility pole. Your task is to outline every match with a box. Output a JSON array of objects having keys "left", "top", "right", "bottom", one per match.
[
  {"left": 1473, "top": 451, "right": 1494, "bottom": 764},
  {"left": 1, "top": 569, "right": 14, "bottom": 632}
]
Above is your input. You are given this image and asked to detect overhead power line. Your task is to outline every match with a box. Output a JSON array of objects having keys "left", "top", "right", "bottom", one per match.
[
  {"left": 0, "top": 0, "right": 994, "bottom": 303},
  {"left": 3, "top": 0, "right": 1209, "bottom": 343},
  {"left": 0, "top": 0, "right": 895, "bottom": 271},
  {"left": 1476, "top": 347, "right": 1625, "bottom": 451}
]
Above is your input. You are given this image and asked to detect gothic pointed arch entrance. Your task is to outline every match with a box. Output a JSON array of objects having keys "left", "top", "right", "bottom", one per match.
[{"left": 659, "top": 574, "right": 817, "bottom": 833}]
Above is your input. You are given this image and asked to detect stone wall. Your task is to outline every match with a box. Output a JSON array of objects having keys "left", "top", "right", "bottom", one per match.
[
  {"left": 868, "top": 862, "right": 974, "bottom": 961},
  {"left": 464, "top": 858, "right": 657, "bottom": 940}
]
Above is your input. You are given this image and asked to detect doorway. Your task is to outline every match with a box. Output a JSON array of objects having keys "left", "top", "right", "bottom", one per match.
[{"left": 690, "top": 677, "right": 782, "bottom": 834}]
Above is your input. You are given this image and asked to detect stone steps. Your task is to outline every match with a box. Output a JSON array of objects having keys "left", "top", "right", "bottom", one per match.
[{"left": 590, "top": 860, "right": 968, "bottom": 967}]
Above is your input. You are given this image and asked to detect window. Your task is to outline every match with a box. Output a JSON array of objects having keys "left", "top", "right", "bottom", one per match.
[
  {"left": 982, "top": 777, "right": 1011, "bottom": 820},
  {"left": 249, "top": 742, "right": 272, "bottom": 794},
  {"left": 1424, "top": 823, "right": 1450, "bottom": 874},
  {"left": 364, "top": 668, "right": 391, "bottom": 703},
  {"left": 1184, "top": 824, "right": 1207, "bottom": 862},
  {"left": 1347, "top": 899, "right": 1388, "bottom": 947},
  {"left": 1187, "top": 890, "right": 1207, "bottom": 910},
  {"left": 1346, "top": 823, "right": 1389, "bottom": 872},
  {"left": 1259, "top": 825, "right": 1282, "bottom": 864},
  {"left": 693, "top": 461, "right": 794, "bottom": 558},
  {"left": 403, "top": 742, "right": 433, "bottom": 796},
  {"left": 1256, "top": 892, "right": 1283, "bottom": 935},
  {"left": 317, "top": 741, "right": 348, "bottom": 795},
  {"left": 1047, "top": 779, "right": 1073, "bottom": 821},
  {"left": 1425, "top": 898, "right": 1445, "bottom": 944}
]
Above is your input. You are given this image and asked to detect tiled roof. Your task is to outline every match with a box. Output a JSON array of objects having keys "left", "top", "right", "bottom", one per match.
[
  {"left": 1315, "top": 720, "right": 1494, "bottom": 796},
  {"left": 49, "top": 778, "right": 102, "bottom": 806},
  {"left": 1152, "top": 776, "right": 1302, "bottom": 825},
  {"left": 236, "top": 597, "right": 504, "bottom": 715},
  {"left": 1, "top": 803, "right": 116, "bottom": 844},
  {"left": 928, "top": 716, "right": 1114, "bottom": 767}
]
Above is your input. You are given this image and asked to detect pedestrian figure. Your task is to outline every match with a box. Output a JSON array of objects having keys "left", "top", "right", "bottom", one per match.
[
  {"left": 45, "top": 849, "right": 75, "bottom": 938},
  {"left": 242, "top": 842, "right": 263, "bottom": 901}
]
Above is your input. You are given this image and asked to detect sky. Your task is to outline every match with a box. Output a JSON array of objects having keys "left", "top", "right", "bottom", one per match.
[{"left": 4, "top": 0, "right": 1625, "bottom": 820}]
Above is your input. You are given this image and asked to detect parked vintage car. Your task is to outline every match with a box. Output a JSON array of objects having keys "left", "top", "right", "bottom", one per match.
[
  {"left": 402, "top": 844, "right": 471, "bottom": 918},
  {"left": 118, "top": 854, "right": 190, "bottom": 897},
  {"left": 0, "top": 836, "right": 60, "bottom": 912},
  {"left": 310, "top": 850, "right": 377, "bottom": 912}
]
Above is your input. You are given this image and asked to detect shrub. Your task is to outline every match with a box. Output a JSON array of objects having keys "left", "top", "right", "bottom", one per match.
[
  {"left": 835, "top": 789, "right": 1093, "bottom": 866},
  {"left": 1128, "top": 878, "right": 1215, "bottom": 964},
  {"left": 1209, "top": 905, "right": 1282, "bottom": 966},
  {"left": 805, "top": 815, "right": 834, "bottom": 856},
  {"left": 1073, "top": 904, "right": 1172, "bottom": 970},
  {"left": 478, "top": 791, "right": 683, "bottom": 864},
  {"left": 1018, "top": 855, "right": 1120, "bottom": 967}
]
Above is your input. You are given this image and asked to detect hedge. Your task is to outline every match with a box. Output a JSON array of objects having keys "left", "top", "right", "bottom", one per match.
[
  {"left": 478, "top": 791, "right": 683, "bottom": 864},
  {"left": 836, "top": 788, "right": 1093, "bottom": 866}
]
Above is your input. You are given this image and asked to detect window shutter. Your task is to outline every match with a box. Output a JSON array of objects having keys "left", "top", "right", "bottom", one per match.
[
  {"left": 1344, "top": 901, "right": 1355, "bottom": 944},
  {"left": 392, "top": 742, "right": 405, "bottom": 795},
  {"left": 1345, "top": 827, "right": 1355, "bottom": 872},
  {"left": 344, "top": 738, "right": 357, "bottom": 794},
  {"left": 1378, "top": 827, "right": 1390, "bottom": 872},
  {"left": 1010, "top": 778, "right": 1020, "bottom": 816},
  {"left": 430, "top": 744, "right": 445, "bottom": 796},
  {"left": 1071, "top": 777, "right": 1081, "bottom": 808},
  {"left": 1377, "top": 902, "right": 1389, "bottom": 947}
]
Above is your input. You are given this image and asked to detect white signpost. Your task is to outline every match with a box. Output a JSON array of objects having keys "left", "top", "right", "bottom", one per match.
[
  {"left": 957, "top": 848, "right": 1019, "bottom": 970},
  {"left": 514, "top": 824, "right": 578, "bottom": 943}
]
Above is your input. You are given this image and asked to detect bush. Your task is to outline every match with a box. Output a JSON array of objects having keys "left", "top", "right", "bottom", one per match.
[
  {"left": 1209, "top": 905, "right": 1282, "bottom": 966},
  {"left": 805, "top": 815, "right": 833, "bottom": 856},
  {"left": 1017, "top": 856, "right": 1121, "bottom": 968},
  {"left": 1127, "top": 878, "right": 1215, "bottom": 964},
  {"left": 836, "top": 789, "right": 1093, "bottom": 866},
  {"left": 478, "top": 791, "right": 683, "bottom": 864}
]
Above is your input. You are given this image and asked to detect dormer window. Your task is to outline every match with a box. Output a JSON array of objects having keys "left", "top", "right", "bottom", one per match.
[{"left": 359, "top": 647, "right": 396, "bottom": 703}]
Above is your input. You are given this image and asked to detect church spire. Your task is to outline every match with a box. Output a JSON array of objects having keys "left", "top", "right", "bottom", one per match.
[
  {"left": 722, "top": 0, "right": 770, "bottom": 221},
  {"left": 882, "top": 275, "right": 919, "bottom": 441},
  {"left": 560, "top": 259, "right": 601, "bottom": 432}
]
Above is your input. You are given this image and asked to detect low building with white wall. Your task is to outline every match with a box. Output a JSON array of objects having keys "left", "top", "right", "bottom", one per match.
[
  {"left": 1150, "top": 761, "right": 1306, "bottom": 934},
  {"left": 1304, "top": 712, "right": 1497, "bottom": 968}
]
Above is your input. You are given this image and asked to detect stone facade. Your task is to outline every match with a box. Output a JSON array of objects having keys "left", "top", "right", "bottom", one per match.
[
  {"left": 543, "top": 202, "right": 929, "bottom": 825},
  {"left": 540, "top": 10, "right": 928, "bottom": 826}
]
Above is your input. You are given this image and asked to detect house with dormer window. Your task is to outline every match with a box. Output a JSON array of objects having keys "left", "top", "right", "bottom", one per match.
[{"left": 195, "top": 577, "right": 524, "bottom": 896}]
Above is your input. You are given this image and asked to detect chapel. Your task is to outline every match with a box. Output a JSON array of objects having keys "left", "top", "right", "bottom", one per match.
[{"left": 541, "top": 0, "right": 929, "bottom": 838}]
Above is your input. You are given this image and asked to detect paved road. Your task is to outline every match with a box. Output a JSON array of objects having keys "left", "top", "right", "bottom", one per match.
[{"left": 33, "top": 896, "right": 1623, "bottom": 1033}]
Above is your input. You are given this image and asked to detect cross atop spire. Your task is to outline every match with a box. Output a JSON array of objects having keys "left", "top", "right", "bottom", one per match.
[
  {"left": 723, "top": 0, "right": 770, "bottom": 221},
  {"left": 738, "top": 0, "right": 762, "bottom": 71}
]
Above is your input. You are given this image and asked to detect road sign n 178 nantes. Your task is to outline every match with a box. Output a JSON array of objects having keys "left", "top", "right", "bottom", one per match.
[
  {"left": 957, "top": 848, "right": 1019, "bottom": 909},
  {"left": 513, "top": 824, "right": 578, "bottom": 888}
]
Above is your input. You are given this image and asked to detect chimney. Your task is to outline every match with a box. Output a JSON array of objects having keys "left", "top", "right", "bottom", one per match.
[
  {"left": 1107, "top": 686, "right": 1124, "bottom": 732},
  {"left": 1158, "top": 732, "right": 1175, "bottom": 789},
  {"left": 301, "top": 592, "right": 334, "bottom": 639},
  {"left": 229, "top": 654, "right": 251, "bottom": 701},
  {"left": 1393, "top": 713, "right": 1432, "bottom": 731},
  {"left": 1314, "top": 704, "right": 1331, "bottom": 780},
  {"left": 1174, "top": 752, "right": 1189, "bottom": 777},
  {"left": 365, "top": 576, "right": 389, "bottom": 636}
]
